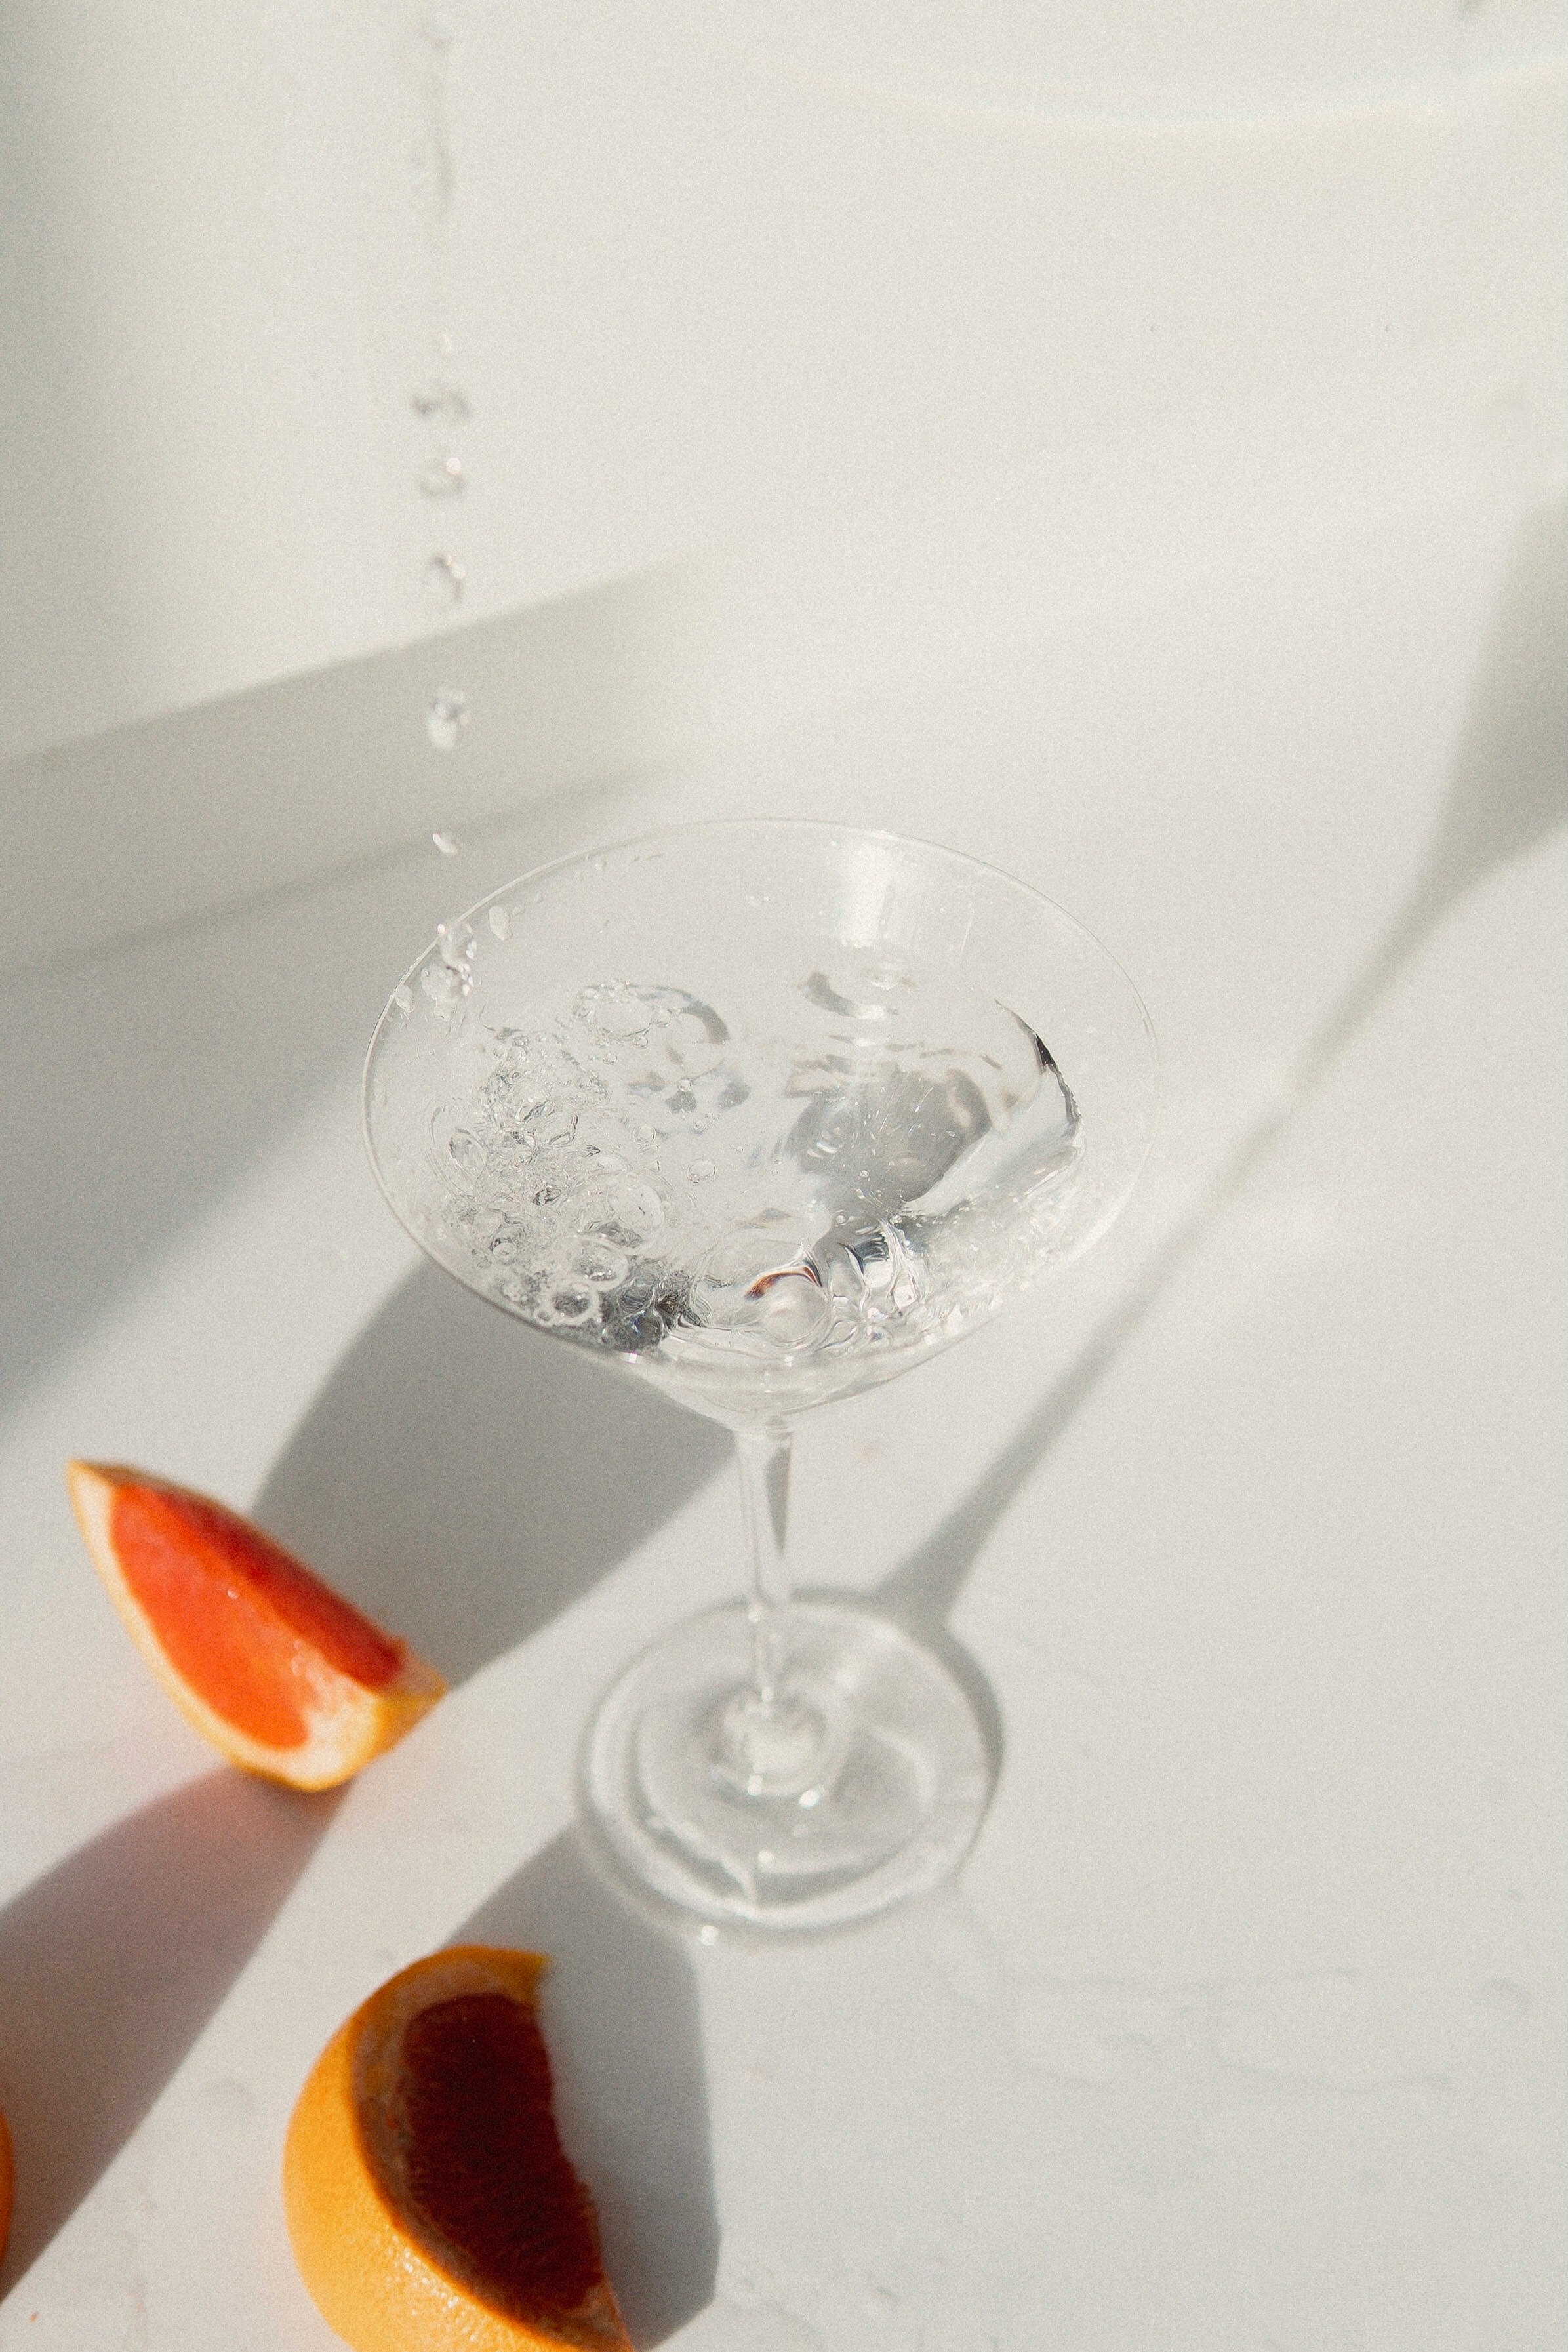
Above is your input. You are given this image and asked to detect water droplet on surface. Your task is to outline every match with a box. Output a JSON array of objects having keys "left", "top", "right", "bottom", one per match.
[
  {"left": 698, "top": 1924, "right": 719, "bottom": 1947},
  {"left": 432, "top": 828, "right": 460, "bottom": 856},
  {"left": 427, "top": 689, "right": 469, "bottom": 750},
  {"left": 488, "top": 903, "right": 511, "bottom": 940},
  {"left": 411, "top": 379, "right": 470, "bottom": 422},
  {"left": 424, "top": 552, "right": 465, "bottom": 609},
  {"left": 419, "top": 453, "right": 465, "bottom": 498}
]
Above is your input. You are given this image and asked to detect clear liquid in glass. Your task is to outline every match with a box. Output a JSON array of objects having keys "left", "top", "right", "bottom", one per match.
[{"left": 425, "top": 943, "right": 1083, "bottom": 1421}]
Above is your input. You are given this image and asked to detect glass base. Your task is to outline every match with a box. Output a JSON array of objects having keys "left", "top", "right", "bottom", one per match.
[{"left": 582, "top": 1601, "right": 990, "bottom": 1932}]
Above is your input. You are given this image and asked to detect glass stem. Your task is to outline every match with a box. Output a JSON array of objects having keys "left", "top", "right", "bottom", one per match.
[{"left": 736, "top": 1421, "right": 793, "bottom": 1709}]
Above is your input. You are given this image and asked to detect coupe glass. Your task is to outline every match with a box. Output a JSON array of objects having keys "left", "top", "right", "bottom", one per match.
[{"left": 364, "top": 822, "right": 1156, "bottom": 1930}]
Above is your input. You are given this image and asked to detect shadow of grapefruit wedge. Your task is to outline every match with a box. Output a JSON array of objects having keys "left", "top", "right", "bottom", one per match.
[
  {"left": 66, "top": 1462, "right": 445, "bottom": 1789},
  {"left": 284, "top": 1947, "right": 632, "bottom": 2352}
]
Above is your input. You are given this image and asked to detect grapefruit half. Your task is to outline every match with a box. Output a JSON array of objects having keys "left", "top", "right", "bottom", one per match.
[
  {"left": 66, "top": 1462, "right": 445, "bottom": 1789},
  {"left": 283, "top": 1945, "right": 630, "bottom": 2352}
]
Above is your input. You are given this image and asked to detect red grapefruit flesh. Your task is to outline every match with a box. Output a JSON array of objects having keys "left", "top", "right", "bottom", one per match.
[{"left": 283, "top": 1946, "right": 631, "bottom": 2352}]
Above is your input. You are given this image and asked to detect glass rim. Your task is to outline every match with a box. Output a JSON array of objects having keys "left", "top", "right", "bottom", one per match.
[{"left": 364, "top": 813, "right": 1154, "bottom": 1079}]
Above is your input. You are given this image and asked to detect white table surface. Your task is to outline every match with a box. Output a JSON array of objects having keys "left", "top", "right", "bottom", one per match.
[{"left": 1, "top": 473, "right": 1563, "bottom": 2349}]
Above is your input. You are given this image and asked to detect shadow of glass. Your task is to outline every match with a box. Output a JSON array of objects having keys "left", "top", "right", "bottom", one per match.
[
  {"left": 252, "top": 1265, "right": 730, "bottom": 1686},
  {"left": 0, "top": 1769, "right": 338, "bottom": 2287},
  {"left": 874, "top": 489, "right": 1568, "bottom": 1663},
  {"left": 1303, "top": 487, "right": 1568, "bottom": 1084},
  {"left": 454, "top": 1829, "right": 717, "bottom": 2349}
]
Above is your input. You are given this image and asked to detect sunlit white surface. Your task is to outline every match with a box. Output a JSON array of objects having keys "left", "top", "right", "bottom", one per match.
[
  {"left": 1, "top": 467, "right": 1563, "bottom": 2344},
  {"left": 0, "top": 3, "right": 1563, "bottom": 2340},
  {"left": 1, "top": 6, "right": 1561, "bottom": 765}
]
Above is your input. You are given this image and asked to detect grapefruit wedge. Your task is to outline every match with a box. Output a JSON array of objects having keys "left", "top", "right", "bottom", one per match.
[
  {"left": 283, "top": 1946, "right": 630, "bottom": 2352},
  {"left": 66, "top": 1462, "right": 445, "bottom": 1789}
]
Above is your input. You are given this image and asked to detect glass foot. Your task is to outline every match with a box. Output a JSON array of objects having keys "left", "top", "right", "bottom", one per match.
[{"left": 582, "top": 1601, "right": 990, "bottom": 1931}]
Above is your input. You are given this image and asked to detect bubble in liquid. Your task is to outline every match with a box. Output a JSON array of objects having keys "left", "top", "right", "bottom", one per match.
[
  {"left": 419, "top": 454, "right": 465, "bottom": 499},
  {"left": 392, "top": 983, "right": 414, "bottom": 1013},
  {"left": 488, "top": 903, "right": 511, "bottom": 941},
  {"left": 548, "top": 1288, "right": 595, "bottom": 1325},
  {"left": 574, "top": 1240, "right": 629, "bottom": 1286},
  {"left": 411, "top": 380, "right": 471, "bottom": 422},
  {"left": 432, "top": 829, "right": 460, "bottom": 856},
  {"left": 424, "top": 552, "right": 465, "bottom": 609},
  {"left": 690, "top": 1159, "right": 717, "bottom": 1183},
  {"left": 520, "top": 1101, "right": 577, "bottom": 1148},
  {"left": 605, "top": 1181, "right": 664, "bottom": 1239},
  {"left": 669, "top": 1011, "right": 727, "bottom": 1076},
  {"left": 427, "top": 689, "right": 469, "bottom": 750},
  {"left": 448, "top": 1128, "right": 487, "bottom": 1179},
  {"left": 576, "top": 984, "right": 653, "bottom": 1040}
]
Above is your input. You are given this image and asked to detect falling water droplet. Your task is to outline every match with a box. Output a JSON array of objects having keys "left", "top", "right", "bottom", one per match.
[
  {"left": 424, "top": 552, "right": 465, "bottom": 609},
  {"left": 411, "top": 380, "right": 471, "bottom": 422},
  {"left": 427, "top": 689, "right": 469, "bottom": 750},
  {"left": 419, "top": 454, "right": 464, "bottom": 498},
  {"left": 421, "top": 961, "right": 464, "bottom": 1011},
  {"left": 435, "top": 918, "right": 477, "bottom": 977},
  {"left": 432, "top": 830, "right": 460, "bottom": 856}
]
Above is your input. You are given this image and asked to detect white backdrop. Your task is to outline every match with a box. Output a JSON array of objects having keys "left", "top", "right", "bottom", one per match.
[{"left": 2, "top": 1, "right": 1563, "bottom": 765}]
